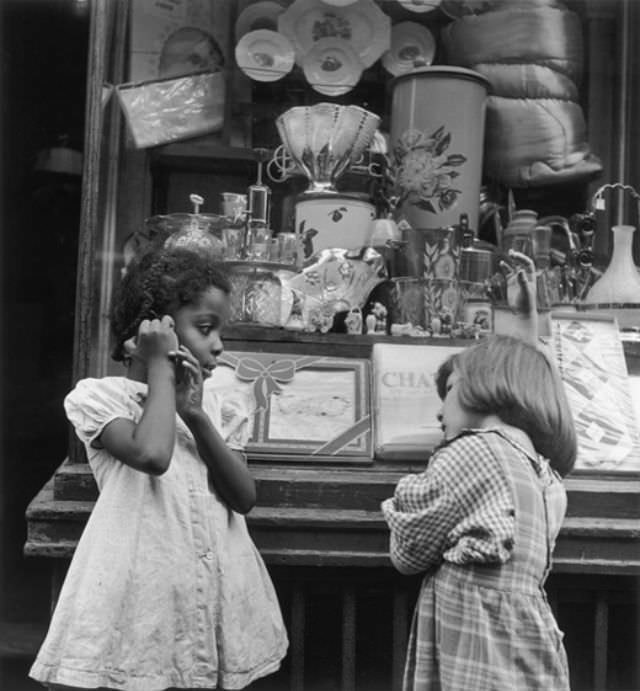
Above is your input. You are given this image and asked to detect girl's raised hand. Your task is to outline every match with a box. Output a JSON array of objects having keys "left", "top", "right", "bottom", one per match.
[
  {"left": 496, "top": 250, "right": 539, "bottom": 344},
  {"left": 171, "top": 345, "right": 205, "bottom": 421},
  {"left": 125, "top": 316, "right": 180, "bottom": 366},
  {"left": 502, "top": 250, "right": 537, "bottom": 315}
]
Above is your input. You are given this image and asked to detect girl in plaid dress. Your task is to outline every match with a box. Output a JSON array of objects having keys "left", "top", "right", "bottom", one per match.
[{"left": 382, "top": 335, "right": 576, "bottom": 690}]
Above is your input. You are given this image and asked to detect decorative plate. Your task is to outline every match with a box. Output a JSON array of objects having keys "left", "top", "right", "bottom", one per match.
[
  {"left": 440, "top": 0, "right": 495, "bottom": 18},
  {"left": 382, "top": 21, "right": 436, "bottom": 76},
  {"left": 278, "top": 0, "right": 390, "bottom": 69},
  {"left": 235, "top": 1, "right": 286, "bottom": 42},
  {"left": 402, "top": 0, "right": 442, "bottom": 13},
  {"left": 302, "top": 37, "right": 363, "bottom": 96},
  {"left": 235, "top": 29, "right": 295, "bottom": 82}
]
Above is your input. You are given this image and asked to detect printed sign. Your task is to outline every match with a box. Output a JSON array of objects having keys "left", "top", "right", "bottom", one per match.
[{"left": 372, "top": 342, "right": 463, "bottom": 460}]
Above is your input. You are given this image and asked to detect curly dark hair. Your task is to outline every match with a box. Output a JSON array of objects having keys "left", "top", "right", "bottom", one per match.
[{"left": 110, "top": 246, "right": 231, "bottom": 362}]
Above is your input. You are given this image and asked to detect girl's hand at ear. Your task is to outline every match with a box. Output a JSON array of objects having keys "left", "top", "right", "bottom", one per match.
[
  {"left": 171, "top": 345, "right": 205, "bottom": 422},
  {"left": 125, "top": 316, "right": 179, "bottom": 367},
  {"left": 171, "top": 344, "right": 257, "bottom": 513}
]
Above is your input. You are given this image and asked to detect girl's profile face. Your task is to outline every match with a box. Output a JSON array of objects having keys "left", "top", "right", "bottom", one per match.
[
  {"left": 172, "top": 286, "right": 230, "bottom": 377},
  {"left": 438, "top": 369, "right": 483, "bottom": 440}
]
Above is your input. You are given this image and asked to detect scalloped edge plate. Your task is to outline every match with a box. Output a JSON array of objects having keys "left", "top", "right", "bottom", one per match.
[
  {"left": 382, "top": 21, "right": 436, "bottom": 75},
  {"left": 440, "top": 0, "right": 495, "bottom": 19},
  {"left": 402, "top": 0, "right": 442, "bottom": 13},
  {"left": 278, "top": 0, "right": 390, "bottom": 69},
  {"left": 235, "top": 29, "right": 295, "bottom": 82},
  {"left": 235, "top": 1, "right": 286, "bottom": 42},
  {"left": 302, "top": 37, "right": 363, "bottom": 96}
]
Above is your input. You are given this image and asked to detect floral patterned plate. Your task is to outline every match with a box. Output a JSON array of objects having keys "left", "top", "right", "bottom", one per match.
[
  {"left": 235, "top": 29, "right": 295, "bottom": 82},
  {"left": 278, "top": 0, "right": 390, "bottom": 68},
  {"left": 302, "top": 37, "right": 363, "bottom": 96},
  {"left": 382, "top": 21, "right": 436, "bottom": 76}
]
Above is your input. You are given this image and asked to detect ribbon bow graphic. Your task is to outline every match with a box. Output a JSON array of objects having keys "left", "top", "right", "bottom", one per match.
[{"left": 219, "top": 353, "right": 321, "bottom": 410}]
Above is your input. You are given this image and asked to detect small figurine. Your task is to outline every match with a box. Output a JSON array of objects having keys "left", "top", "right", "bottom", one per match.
[
  {"left": 390, "top": 323, "right": 426, "bottom": 338},
  {"left": 345, "top": 307, "right": 363, "bottom": 335},
  {"left": 307, "top": 303, "right": 334, "bottom": 334},
  {"left": 365, "top": 313, "right": 377, "bottom": 335},
  {"left": 371, "top": 301, "right": 388, "bottom": 333},
  {"left": 440, "top": 312, "right": 454, "bottom": 336},
  {"left": 284, "top": 290, "right": 305, "bottom": 331}
]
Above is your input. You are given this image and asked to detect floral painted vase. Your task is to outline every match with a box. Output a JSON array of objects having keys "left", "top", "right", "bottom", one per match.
[{"left": 390, "top": 66, "right": 489, "bottom": 233}]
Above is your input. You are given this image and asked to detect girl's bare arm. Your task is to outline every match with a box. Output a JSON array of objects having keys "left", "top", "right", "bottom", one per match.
[
  {"left": 184, "top": 409, "right": 257, "bottom": 514},
  {"left": 99, "top": 318, "right": 178, "bottom": 475}
]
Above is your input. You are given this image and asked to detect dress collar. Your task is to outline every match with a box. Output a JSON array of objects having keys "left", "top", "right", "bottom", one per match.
[{"left": 442, "top": 426, "right": 545, "bottom": 474}]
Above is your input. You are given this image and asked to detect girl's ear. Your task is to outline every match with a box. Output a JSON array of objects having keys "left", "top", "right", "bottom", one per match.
[
  {"left": 167, "top": 315, "right": 182, "bottom": 348},
  {"left": 123, "top": 336, "right": 137, "bottom": 357}
]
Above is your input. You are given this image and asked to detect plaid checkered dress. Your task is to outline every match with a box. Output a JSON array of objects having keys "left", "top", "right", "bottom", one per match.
[{"left": 382, "top": 428, "right": 570, "bottom": 691}]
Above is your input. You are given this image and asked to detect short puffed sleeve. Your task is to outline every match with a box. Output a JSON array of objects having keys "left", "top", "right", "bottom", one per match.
[{"left": 64, "top": 377, "right": 144, "bottom": 448}]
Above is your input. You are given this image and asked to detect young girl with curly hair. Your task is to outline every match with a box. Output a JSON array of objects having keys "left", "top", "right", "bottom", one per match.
[
  {"left": 383, "top": 335, "right": 576, "bottom": 690},
  {"left": 30, "top": 246, "right": 288, "bottom": 690}
]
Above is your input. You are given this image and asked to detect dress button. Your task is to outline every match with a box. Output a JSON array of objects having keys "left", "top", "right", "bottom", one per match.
[{"left": 204, "top": 551, "right": 214, "bottom": 560}]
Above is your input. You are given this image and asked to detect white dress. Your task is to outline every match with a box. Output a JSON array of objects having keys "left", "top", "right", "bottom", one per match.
[{"left": 30, "top": 377, "right": 288, "bottom": 690}]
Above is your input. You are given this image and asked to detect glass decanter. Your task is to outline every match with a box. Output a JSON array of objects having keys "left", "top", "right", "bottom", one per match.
[
  {"left": 586, "top": 183, "right": 640, "bottom": 304},
  {"left": 586, "top": 224, "right": 640, "bottom": 303}
]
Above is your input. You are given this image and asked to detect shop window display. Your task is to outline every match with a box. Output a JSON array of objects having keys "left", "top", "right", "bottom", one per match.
[{"left": 23, "top": 2, "right": 640, "bottom": 689}]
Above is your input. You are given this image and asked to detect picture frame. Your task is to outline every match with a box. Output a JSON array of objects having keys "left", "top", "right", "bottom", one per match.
[
  {"left": 129, "top": 0, "right": 232, "bottom": 83},
  {"left": 208, "top": 350, "right": 372, "bottom": 462},
  {"left": 550, "top": 311, "right": 640, "bottom": 474}
]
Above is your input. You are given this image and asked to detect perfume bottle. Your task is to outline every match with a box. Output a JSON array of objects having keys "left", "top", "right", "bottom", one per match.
[
  {"left": 247, "top": 148, "right": 272, "bottom": 226},
  {"left": 246, "top": 149, "right": 273, "bottom": 261}
]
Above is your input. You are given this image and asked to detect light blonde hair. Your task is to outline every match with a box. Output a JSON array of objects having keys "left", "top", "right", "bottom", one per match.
[{"left": 436, "top": 335, "right": 577, "bottom": 476}]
